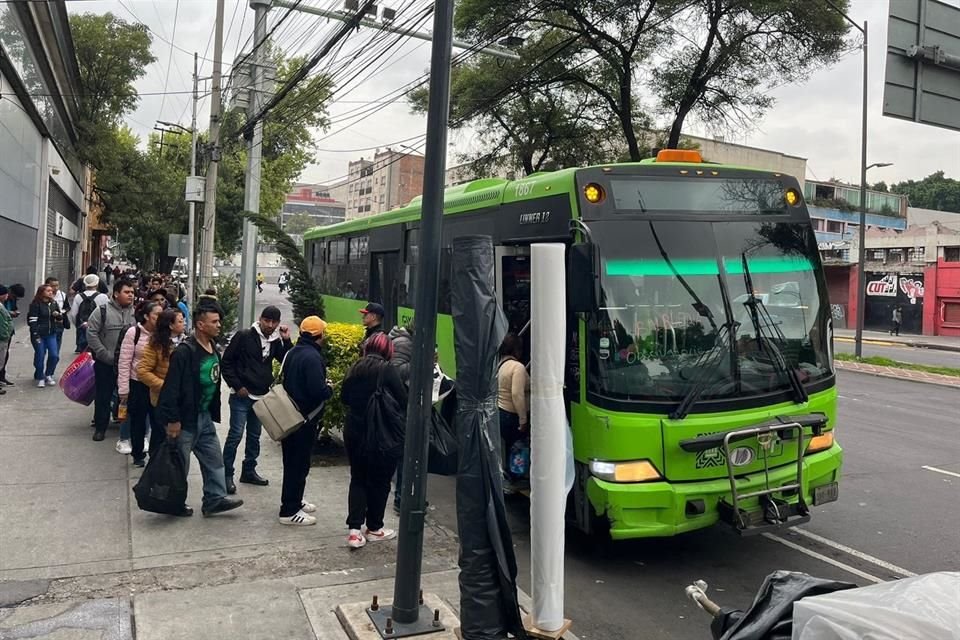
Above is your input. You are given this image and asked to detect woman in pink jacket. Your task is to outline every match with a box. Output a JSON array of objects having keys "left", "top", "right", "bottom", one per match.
[{"left": 117, "top": 301, "right": 162, "bottom": 467}]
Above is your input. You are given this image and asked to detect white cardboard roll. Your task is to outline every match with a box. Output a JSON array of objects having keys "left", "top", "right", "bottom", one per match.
[{"left": 530, "top": 243, "right": 570, "bottom": 631}]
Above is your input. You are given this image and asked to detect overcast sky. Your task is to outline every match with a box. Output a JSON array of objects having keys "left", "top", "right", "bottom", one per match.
[{"left": 68, "top": 0, "right": 960, "bottom": 187}]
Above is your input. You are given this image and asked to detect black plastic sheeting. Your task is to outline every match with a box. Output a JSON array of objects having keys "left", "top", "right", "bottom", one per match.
[
  {"left": 711, "top": 571, "right": 857, "bottom": 640},
  {"left": 452, "top": 235, "right": 527, "bottom": 640}
]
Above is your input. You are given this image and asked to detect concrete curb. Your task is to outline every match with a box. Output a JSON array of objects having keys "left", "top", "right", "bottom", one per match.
[
  {"left": 834, "top": 336, "right": 960, "bottom": 353},
  {"left": 834, "top": 361, "right": 960, "bottom": 389}
]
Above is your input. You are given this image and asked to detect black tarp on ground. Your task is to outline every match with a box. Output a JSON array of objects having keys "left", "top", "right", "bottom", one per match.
[{"left": 452, "top": 235, "right": 526, "bottom": 640}]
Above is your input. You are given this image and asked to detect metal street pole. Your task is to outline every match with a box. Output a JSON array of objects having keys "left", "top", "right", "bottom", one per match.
[
  {"left": 238, "top": 0, "right": 270, "bottom": 329},
  {"left": 187, "top": 51, "right": 199, "bottom": 306},
  {"left": 855, "top": 20, "right": 868, "bottom": 358},
  {"left": 390, "top": 0, "right": 455, "bottom": 629},
  {"left": 200, "top": 0, "right": 225, "bottom": 294}
]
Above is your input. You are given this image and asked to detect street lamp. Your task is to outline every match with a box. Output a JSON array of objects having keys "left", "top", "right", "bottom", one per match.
[{"left": 867, "top": 162, "right": 893, "bottom": 170}]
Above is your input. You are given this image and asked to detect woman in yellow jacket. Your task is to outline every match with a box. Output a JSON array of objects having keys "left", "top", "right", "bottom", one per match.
[{"left": 137, "top": 308, "right": 187, "bottom": 456}]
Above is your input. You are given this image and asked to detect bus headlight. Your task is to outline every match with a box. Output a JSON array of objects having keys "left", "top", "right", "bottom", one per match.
[
  {"left": 589, "top": 459, "right": 662, "bottom": 483},
  {"left": 806, "top": 431, "right": 835, "bottom": 454}
]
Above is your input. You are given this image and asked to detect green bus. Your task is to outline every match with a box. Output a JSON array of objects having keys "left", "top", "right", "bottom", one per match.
[{"left": 303, "top": 150, "right": 842, "bottom": 540}]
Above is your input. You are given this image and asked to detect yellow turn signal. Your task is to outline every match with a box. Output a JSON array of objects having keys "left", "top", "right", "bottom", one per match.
[
  {"left": 785, "top": 188, "right": 801, "bottom": 206},
  {"left": 584, "top": 183, "right": 605, "bottom": 204},
  {"left": 614, "top": 460, "right": 662, "bottom": 482},
  {"left": 806, "top": 431, "right": 835, "bottom": 454}
]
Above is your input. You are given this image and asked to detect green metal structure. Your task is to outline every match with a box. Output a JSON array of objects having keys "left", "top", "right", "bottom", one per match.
[{"left": 304, "top": 153, "right": 842, "bottom": 539}]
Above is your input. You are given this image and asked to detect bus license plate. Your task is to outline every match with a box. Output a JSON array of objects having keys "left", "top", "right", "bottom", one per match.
[{"left": 814, "top": 482, "right": 839, "bottom": 505}]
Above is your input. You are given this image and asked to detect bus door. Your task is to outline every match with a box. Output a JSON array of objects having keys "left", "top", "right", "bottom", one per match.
[
  {"left": 495, "top": 245, "right": 532, "bottom": 360},
  {"left": 369, "top": 251, "right": 400, "bottom": 329}
]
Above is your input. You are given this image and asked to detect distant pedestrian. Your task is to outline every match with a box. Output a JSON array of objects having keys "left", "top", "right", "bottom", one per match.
[
  {"left": 45, "top": 277, "right": 69, "bottom": 353},
  {"left": 87, "top": 279, "right": 136, "bottom": 442},
  {"left": 340, "top": 333, "right": 407, "bottom": 548},
  {"left": 277, "top": 316, "right": 333, "bottom": 526},
  {"left": 117, "top": 301, "right": 162, "bottom": 467},
  {"left": 891, "top": 306, "right": 903, "bottom": 336},
  {"left": 256, "top": 273, "right": 265, "bottom": 293},
  {"left": 137, "top": 308, "right": 186, "bottom": 457},
  {"left": 220, "top": 305, "right": 292, "bottom": 494},
  {"left": 0, "top": 286, "right": 12, "bottom": 395},
  {"left": 157, "top": 303, "right": 243, "bottom": 517},
  {"left": 72, "top": 266, "right": 107, "bottom": 297},
  {"left": 27, "top": 284, "right": 64, "bottom": 388},
  {"left": 69, "top": 275, "right": 109, "bottom": 354},
  {"left": 0, "top": 284, "right": 25, "bottom": 386}
]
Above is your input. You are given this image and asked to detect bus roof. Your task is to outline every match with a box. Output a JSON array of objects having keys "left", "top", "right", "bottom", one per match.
[{"left": 302, "top": 159, "right": 793, "bottom": 240}]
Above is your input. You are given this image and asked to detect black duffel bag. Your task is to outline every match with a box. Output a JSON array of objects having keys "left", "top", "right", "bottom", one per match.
[{"left": 133, "top": 438, "right": 189, "bottom": 514}]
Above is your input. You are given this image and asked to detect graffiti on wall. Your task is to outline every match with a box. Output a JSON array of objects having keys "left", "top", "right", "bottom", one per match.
[{"left": 899, "top": 278, "right": 925, "bottom": 304}]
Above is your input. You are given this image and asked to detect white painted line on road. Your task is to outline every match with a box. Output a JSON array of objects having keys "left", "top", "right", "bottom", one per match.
[
  {"left": 790, "top": 529, "right": 918, "bottom": 578},
  {"left": 762, "top": 533, "right": 885, "bottom": 584},
  {"left": 922, "top": 465, "right": 960, "bottom": 479}
]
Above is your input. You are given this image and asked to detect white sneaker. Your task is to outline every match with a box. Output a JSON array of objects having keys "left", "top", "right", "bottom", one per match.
[
  {"left": 347, "top": 529, "right": 367, "bottom": 548},
  {"left": 301, "top": 500, "right": 317, "bottom": 513},
  {"left": 36, "top": 379, "right": 45, "bottom": 388},
  {"left": 364, "top": 528, "right": 396, "bottom": 542},
  {"left": 44, "top": 375, "right": 56, "bottom": 385},
  {"left": 115, "top": 439, "right": 132, "bottom": 455},
  {"left": 278, "top": 510, "right": 316, "bottom": 526}
]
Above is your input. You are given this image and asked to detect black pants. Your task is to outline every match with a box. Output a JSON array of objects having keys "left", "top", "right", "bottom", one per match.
[
  {"left": 128, "top": 379, "right": 153, "bottom": 463},
  {"left": 345, "top": 424, "right": 398, "bottom": 531},
  {"left": 279, "top": 421, "right": 318, "bottom": 517},
  {"left": 148, "top": 406, "right": 167, "bottom": 459},
  {"left": 93, "top": 361, "right": 116, "bottom": 432}
]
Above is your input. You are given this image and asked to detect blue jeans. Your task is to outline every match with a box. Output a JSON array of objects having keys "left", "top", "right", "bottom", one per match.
[
  {"left": 32, "top": 334, "right": 60, "bottom": 380},
  {"left": 223, "top": 395, "right": 262, "bottom": 478},
  {"left": 176, "top": 412, "right": 228, "bottom": 510}
]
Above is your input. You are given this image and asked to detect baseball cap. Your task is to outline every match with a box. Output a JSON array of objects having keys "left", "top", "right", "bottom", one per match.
[
  {"left": 260, "top": 305, "right": 281, "bottom": 321},
  {"left": 358, "top": 302, "right": 385, "bottom": 318},
  {"left": 83, "top": 274, "right": 100, "bottom": 288},
  {"left": 300, "top": 316, "right": 327, "bottom": 336},
  {"left": 0, "top": 285, "right": 7, "bottom": 296}
]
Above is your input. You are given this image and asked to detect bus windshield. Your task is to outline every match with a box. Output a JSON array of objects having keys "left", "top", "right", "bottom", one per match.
[{"left": 587, "top": 218, "right": 832, "bottom": 404}]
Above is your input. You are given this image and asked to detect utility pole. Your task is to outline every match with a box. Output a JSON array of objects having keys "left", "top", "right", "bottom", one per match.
[
  {"left": 188, "top": 51, "right": 199, "bottom": 306},
  {"left": 238, "top": 0, "right": 270, "bottom": 329},
  {"left": 200, "top": 0, "right": 225, "bottom": 294},
  {"left": 386, "top": 0, "right": 455, "bottom": 633},
  {"left": 856, "top": 20, "right": 868, "bottom": 358}
]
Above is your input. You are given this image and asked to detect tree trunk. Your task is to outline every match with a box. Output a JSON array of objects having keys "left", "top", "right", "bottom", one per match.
[{"left": 667, "top": 101, "right": 694, "bottom": 149}]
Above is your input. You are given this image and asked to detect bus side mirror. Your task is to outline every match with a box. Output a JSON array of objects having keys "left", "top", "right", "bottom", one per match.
[{"left": 568, "top": 243, "right": 598, "bottom": 313}]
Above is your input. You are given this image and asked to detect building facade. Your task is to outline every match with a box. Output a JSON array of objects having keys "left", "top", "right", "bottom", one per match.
[
  {"left": 281, "top": 183, "right": 346, "bottom": 230},
  {"left": 340, "top": 149, "right": 424, "bottom": 219},
  {"left": 0, "top": 0, "right": 87, "bottom": 292}
]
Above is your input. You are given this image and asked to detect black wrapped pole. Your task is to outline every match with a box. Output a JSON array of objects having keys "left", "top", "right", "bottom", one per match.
[
  {"left": 452, "top": 235, "right": 526, "bottom": 640},
  {"left": 390, "top": 0, "right": 455, "bottom": 626}
]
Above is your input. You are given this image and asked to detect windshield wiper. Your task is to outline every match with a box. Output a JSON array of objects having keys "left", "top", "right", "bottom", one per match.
[
  {"left": 648, "top": 222, "right": 739, "bottom": 420},
  {"left": 740, "top": 253, "right": 809, "bottom": 404}
]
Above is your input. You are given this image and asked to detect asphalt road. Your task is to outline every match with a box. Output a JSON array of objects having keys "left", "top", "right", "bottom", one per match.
[
  {"left": 424, "top": 371, "right": 960, "bottom": 640},
  {"left": 834, "top": 338, "right": 959, "bottom": 368},
  {"left": 260, "top": 287, "right": 958, "bottom": 638}
]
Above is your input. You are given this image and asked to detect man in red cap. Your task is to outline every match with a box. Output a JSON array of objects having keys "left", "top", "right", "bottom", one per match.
[{"left": 358, "top": 302, "right": 385, "bottom": 353}]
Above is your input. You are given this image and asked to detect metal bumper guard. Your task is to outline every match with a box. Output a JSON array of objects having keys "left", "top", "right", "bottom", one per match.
[{"left": 680, "top": 414, "right": 828, "bottom": 536}]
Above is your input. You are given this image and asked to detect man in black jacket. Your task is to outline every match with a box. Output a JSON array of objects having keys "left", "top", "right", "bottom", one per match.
[
  {"left": 220, "top": 305, "right": 292, "bottom": 494},
  {"left": 158, "top": 303, "right": 243, "bottom": 517},
  {"left": 278, "top": 316, "right": 333, "bottom": 525},
  {"left": 358, "top": 302, "right": 385, "bottom": 353}
]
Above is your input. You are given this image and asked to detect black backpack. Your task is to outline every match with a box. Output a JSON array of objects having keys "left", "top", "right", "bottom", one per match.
[
  {"left": 76, "top": 292, "right": 99, "bottom": 325},
  {"left": 113, "top": 323, "right": 142, "bottom": 377},
  {"left": 364, "top": 366, "right": 406, "bottom": 460}
]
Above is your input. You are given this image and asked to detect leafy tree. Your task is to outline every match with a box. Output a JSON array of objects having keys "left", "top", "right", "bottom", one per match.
[
  {"left": 283, "top": 212, "right": 317, "bottom": 236},
  {"left": 653, "top": 0, "right": 850, "bottom": 148},
  {"left": 245, "top": 212, "right": 324, "bottom": 323},
  {"left": 871, "top": 181, "right": 889, "bottom": 193},
  {"left": 70, "top": 13, "right": 155, "bottom": 163},
  {"left": 891, "top": 171, "right": 960, "bottom": 213},
  {"left": 216, "top": 53, "right": 331, "bottom": 255}
]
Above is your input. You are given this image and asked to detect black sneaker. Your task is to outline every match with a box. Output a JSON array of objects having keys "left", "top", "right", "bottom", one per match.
[
  {"left": 173, "top": 505, "right": 194, "bottom": 517},
  {"left": 226, "top": 477, "right": 237, "bottom": 495},
  {"left": 239, "top": 471, "right": 269, "bottom": 486},
  {"left": 132, "top": 458, "right": 146, "bottom": 468},
  {"left": 92, "top": 430, "right": 106, "bottom": 442},
  {"left": 0, "top": 378, "right": 13, "bottom": 386},
  {"left": 202, "top": 497, "right": 244, "bottom": 517}
]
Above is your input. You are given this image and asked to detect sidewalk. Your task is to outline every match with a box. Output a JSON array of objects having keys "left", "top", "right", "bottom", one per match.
[
  {"left": 833, "top": 328, "right": 960, "bottom": 353},
  {"left": 834, "top": 359, "right": 960, "bottom": 389},
  {"left": 0, "top": 332, "right": 565, "bottom": 639}
]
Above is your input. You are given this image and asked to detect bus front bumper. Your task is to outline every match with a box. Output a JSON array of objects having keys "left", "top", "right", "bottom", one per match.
[{"left": 585, "top": 446, "right": 843, "bottom": 540}]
